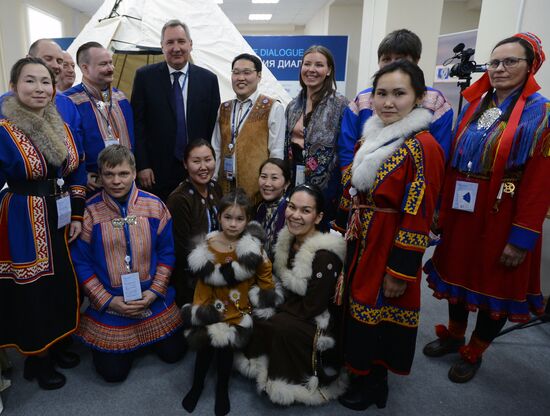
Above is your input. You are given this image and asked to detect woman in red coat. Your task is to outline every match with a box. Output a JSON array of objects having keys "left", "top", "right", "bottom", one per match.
[
  {"left": 335, "top": 60, "right": 444, "bottom": 410},
  {"left": 424, "top": 33, "right": 549, "bottom": 383}
]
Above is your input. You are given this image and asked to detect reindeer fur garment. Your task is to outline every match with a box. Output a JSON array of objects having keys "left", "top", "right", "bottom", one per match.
[
  {"left": 351, "top": 107, "right": 431, "bottom": 192},
  {"left": 2, "top": 96, "right": 68, "bottom": 167},
  {"left": 187, "top": 222, "right": 265, "bottom": 286},
  {"left": 273, "top": 227, "right": 346, "bottom": 297}
]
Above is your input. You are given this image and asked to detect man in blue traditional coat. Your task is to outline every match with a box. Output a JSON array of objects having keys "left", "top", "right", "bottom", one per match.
[
  {"left": 337, "top": 29, "right": 454, "bottom": 168},
  {"left": 65, "top": 42, "right": 135, "bottom": 190},
  {"left": 71, "top": 145, "right": 184, "bottom": 382}
]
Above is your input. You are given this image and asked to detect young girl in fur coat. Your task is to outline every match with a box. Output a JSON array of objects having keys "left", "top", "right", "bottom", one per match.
[{"left": 181, "top": 189, "right": 276, "bottom": 416}]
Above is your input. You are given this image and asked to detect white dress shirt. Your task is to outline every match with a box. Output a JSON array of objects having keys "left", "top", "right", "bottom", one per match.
[{"left": 212, "top": 88, "right": 285, "bottom": 178}]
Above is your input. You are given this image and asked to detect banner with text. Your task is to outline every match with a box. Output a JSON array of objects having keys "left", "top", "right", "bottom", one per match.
[{"left": 244, "top": 35, "right": 348, "bottom": 97}]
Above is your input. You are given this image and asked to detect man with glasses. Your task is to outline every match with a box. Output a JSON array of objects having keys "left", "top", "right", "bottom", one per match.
[
  {"left": 131, "top": 19, "right": 220, "bottom": 202},
  {"left": 212, "top": 53, "right": 285, "bottom": 198}
]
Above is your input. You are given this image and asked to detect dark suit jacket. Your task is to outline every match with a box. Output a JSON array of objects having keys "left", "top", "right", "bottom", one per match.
[{"left": 131, "top": 61, "right": 220, "bottom": 194}]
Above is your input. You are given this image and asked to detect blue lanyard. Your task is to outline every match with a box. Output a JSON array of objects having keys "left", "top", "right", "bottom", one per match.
[
  {"left": 173, "top": 70, "right": 189, "bottom": 96},
  {"left": 206, "top": 204, "right": 219, "bottom": 233},
  {"left": 230, "top": 100, "right": 253, "bottom": 147},
  {"left": 264, "top": 196, "right": 286, "bottom": 231}
]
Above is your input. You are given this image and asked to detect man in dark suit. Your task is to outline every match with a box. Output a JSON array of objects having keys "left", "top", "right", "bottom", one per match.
[{"left": 131, "top": 19, "right": 220, "bottom": 201}]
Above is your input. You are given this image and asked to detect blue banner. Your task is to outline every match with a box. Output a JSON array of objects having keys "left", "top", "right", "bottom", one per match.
[{"left": 244, "top": 35, "right": 348, "bottom": 82}]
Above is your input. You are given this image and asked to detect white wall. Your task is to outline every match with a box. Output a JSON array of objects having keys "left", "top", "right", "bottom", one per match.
[
  {"left": 327, "top": 2, "right": 363, "bottom": 98},
  {"left": 304, "top": 2, "right": 330, "bottom": 35},
  {"left": 475, "top": 0, "right": 549, "bottom": 98},
  {"left": 440, "top": 1, "right": 480, "bottom": 35},
  {"left": 0, "top": 0, "right": 88, "bottom": 91}
]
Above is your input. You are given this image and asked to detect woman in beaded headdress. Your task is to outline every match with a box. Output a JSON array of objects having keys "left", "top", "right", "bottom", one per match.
[{"left": 423, "top": 33, "right": 550, "bottom": 383}]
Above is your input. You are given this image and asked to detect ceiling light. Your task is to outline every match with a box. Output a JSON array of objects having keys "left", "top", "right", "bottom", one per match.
[
  {"left": 252, "top": 0, "right": 280, "bottom": 3},
  {"left": 248, "top": 14, "right": 273, "bottom": 21}
]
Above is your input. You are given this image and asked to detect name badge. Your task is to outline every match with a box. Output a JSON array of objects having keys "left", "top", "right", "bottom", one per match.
[
  {"left": 56, "top": 195, "right": 72, "bottom": 229},
  {"left": 452, "top": 180, "right": 478, "bottom": 212},
  {"left": 224, "top": 156, "right": 234, "bottom": 180},
  {"left": 121, "top": 272, "right": 142, "bottom": 302},
  {"left": 295, "top": 164, "right": 305, "bottom": 186}
]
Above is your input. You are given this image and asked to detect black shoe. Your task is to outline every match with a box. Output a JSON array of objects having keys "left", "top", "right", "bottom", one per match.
[
  {"left": 24, "top": 356, "right": 66, "bottom": 390},
  {"left": 338, "top": 374, "right": 388, "bottom": 411},
  {"left": 182, "top": 385, "right": 204, "bottom": 413},
  {"left": 423, "top": 336, "right": 465, "bottom": 357},
  {"left": 448, "top": 357, "right": 482, "bottom": 383},
  {"left": 50, "top": 349, "right": 80, "bottom": 369}
]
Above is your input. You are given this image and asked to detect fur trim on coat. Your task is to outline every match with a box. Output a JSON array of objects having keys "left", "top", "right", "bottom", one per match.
[
  {"left": 351, "top": 107, "right": 432, "bottom": 192},
  {"left": 2, "top": 95, "right": 68, "bottom": 167},
  {"left": 185, "top": 313, "right": 253, "bottom": 349},
  {"left": 181, "top": 304, "right": 222, "bottom": 327},
  {"left": 273, "top": 228, "right": 345, "bottom": 297},
  {"left": 187, "top": 222, "right": 265, "bottom": 287},
  {"left": 235, "top": 352, "right": 348, "bottom": 406},
  {"left": 248, "top": 282, "right": 284, "bottom": 320}
]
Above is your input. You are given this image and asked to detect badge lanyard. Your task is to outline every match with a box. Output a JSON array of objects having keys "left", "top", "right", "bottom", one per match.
[
  {"left": 264, "top": 196, "right": 286, "bottom": 231},
  {"left": 229, "top": 100, "right": 252, "bottom": 151},
  {"left": 120, "top": 205, "right": 133, "bottom": 272},
  {"left": 82, "top": 84, "right": 118, "bottom": 140},
  {"left": 174, "top": 70, "right": 189, "bottom": 106},
  {"left": 189, "top": 180, "right": 219, "bottom": 232}
]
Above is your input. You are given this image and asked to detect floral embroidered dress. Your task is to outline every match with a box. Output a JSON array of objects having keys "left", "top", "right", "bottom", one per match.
[{"left": 285, "top": 91, "right": 348, "bottom": 222}]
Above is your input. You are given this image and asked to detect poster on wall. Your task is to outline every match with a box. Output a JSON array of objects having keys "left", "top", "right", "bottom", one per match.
[
  {"left": 244, "top": 35, "right": 348, "bottom": 97},
  {"left": 433, "top": 29, "right": 478, "bottom": 119}
]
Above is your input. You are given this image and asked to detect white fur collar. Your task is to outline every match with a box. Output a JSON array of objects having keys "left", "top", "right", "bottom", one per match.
[
  {"left": 351, "top": 108, "right": 431, "bottom": 192},
  {"left": 2, "top": 95, "right": 68, "bottom": 166},
  {"left": 273, "top": 228, "right": 345, "bottom": 296}
]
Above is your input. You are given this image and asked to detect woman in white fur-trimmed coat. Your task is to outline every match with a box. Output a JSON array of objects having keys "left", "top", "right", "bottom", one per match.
[
  {"left": 180, "top": 190, "right": 275, "bottom": 416},
  {"left": 236, "top": 184, "right": 347, "bottom": 406}
]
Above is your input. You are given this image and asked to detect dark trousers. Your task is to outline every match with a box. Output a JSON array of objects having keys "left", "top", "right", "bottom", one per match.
[
  {"left": 449, "top": 303, "right": 507, "bottom": 343},
  {"left": 92, "top": 331, "right": 184, "bottom": 382}
]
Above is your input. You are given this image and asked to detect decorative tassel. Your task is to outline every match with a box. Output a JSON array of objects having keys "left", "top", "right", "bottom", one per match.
[
  {"left": 333, "top": 271, "right": 346, "bottom": 306},
  {"left": 459, "top": 336, "right": 490, "bottom": 364},
  {"left": 345, "top": 207, "right": 361, "bottom": 241}
]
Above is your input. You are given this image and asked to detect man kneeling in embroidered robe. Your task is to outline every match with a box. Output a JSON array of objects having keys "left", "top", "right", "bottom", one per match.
[{"left": 71, "top": 145, "right": 185, "bottom": 382}]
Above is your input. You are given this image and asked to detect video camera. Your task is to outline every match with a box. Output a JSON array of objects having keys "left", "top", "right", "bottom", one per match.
[{"left": 444, "top": 43, "right": 486, "bottom": 80}]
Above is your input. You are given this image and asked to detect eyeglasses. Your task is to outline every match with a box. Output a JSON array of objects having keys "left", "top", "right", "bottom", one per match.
[
  {"left": 486, "top": 57, "right": 528, "bottom": 70},
  {"left": 231, "top": 69, "right": 257, "bottom": 76}
]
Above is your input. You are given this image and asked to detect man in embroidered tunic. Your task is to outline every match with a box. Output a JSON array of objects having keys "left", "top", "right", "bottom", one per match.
[
  {"left": 71, "top": 145, "right": 184, "bottom": 382},
  {"left": 337, "top": 29, "right": 453, "bottom": 168},
  {"left": 212, "top": 53, "right": 285, "bottom": 198},
  {"left": 65, "top": 42, "right": 134, "bottom": 190}
]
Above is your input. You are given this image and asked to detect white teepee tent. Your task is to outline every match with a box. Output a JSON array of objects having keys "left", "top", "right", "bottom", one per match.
[{"left": 67, "top": 0, "right": 292, "bottom": 104}]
